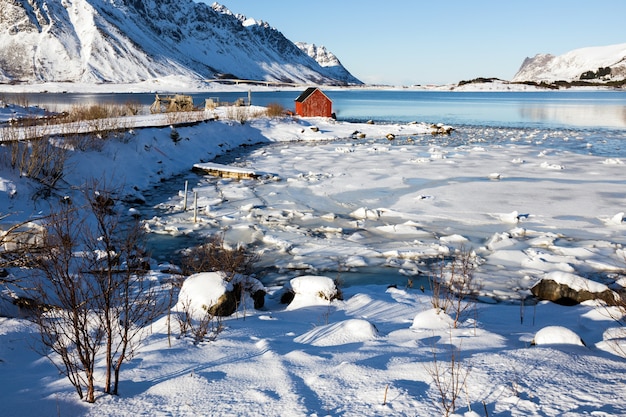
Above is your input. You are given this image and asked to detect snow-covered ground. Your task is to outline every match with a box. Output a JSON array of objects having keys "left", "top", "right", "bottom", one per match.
[{"left": 1, "top": 99, "right": 626, "bottom": 416}]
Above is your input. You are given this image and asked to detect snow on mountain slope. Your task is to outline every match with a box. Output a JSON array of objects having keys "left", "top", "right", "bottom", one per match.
[
  {"left": 512, "top": 42, "right": 626, "bottom": 83},
  {"left": 295, "top": 42, "right": 361, "bottom": 85},
  {"left": 0, "top": 0, "right": 362, "bottom": 86}
]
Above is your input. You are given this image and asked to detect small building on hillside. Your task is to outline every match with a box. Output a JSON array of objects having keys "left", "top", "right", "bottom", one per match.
[{"left": 294, "top": 87, "right": 333, "bottom": 118}]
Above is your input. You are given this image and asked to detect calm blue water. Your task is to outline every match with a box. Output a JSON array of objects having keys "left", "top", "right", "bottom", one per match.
[{"left": 5, "top": 89, "right": 626, "bottom": 129}]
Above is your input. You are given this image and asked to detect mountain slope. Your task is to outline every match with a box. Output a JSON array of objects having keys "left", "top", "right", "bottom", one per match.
[
  {"left": 295, "top": 42, "right": 361, "bottom": 85},
  {"left": 512, "top": 42, "right": 626, "bottom": 83},
  {"left": 0, "top": 0, "right": 362, "bottom": 86}
]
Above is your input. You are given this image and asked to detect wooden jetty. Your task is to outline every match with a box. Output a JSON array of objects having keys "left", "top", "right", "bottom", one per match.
[{"left": 192, "top": 162, "right": 278, "bottom": 180}]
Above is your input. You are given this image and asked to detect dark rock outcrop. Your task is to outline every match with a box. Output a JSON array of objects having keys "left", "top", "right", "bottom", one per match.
[{"left": 531, "top": 272, "right": 620, "bottom": 306}]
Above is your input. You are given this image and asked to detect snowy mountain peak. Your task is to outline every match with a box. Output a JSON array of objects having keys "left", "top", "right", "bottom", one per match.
[
  {"left": 512, "top": 42, "right": 626, "bottom": 83},
  {"left": 295, "top": 42, "right": 360, "bottom": 85},
  {"left": 296, "top": 43, "right": 341, "bottom": 68},
  {"left": 0, "top": 0, "right": 362, "bottom": 86}
]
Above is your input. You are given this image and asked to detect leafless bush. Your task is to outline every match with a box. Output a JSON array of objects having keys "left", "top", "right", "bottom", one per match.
[
  {"left": 225, "top": 105, "right": 250, "bottom": 124},
  {"left": 429, "top": 246, "right": 480, "bottom": 328},
  {"left": 29, "top": 180, "right": 163, "bottom": 401},
  {"left": 180, "top": 234, "right": 259, "bottom": 279},
  {"left": 164, "top": 110, "right": 206, "bottom": 126},
  {"left": 265, "top": 102, "right": 286, "bottom": 117},
  {"left": 62, "top": 103, "right": 137, "bottom": 122},
  {"left": 0, "top": 217, "right": 45, "bottom": 275},
  {"left": 175, "top": 297, "right": 224, "bottom": 344},
  {"left": 0, "top": 124, "right": 68, "bottom": 189},
  {"left": 425, "top": 338, "right": 470, "bottom": 417}
]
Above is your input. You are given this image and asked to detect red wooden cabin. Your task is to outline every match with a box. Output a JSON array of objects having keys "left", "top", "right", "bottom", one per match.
[{"left": 294, "top": 87, "right": 333, "bottom": 117}]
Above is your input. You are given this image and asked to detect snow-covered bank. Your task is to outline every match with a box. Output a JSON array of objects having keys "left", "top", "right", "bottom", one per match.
[
  {"left": 1, "top": 101, "right": 626, "bottom": 416},
  {"left": 2, "top": 282, "right": 626, "bottom": 417}
]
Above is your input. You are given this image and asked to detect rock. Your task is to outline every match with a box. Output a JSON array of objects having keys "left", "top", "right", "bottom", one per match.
[
  {"left": 281, "top": 275, "right": 343, "bottom": 307},
  {"left": 177, "top": 272, "right": 266, "bottom": 317},
  {"left": 531, "top": 271, "right": 620, "bottom": 306},
  {"left": 532, "top": 325, "right": 585, "bottom": 346}
]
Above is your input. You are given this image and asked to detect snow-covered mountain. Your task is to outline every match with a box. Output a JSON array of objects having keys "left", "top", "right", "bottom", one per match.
[
  {"left": 295, "top": 42, "right": 360, "bottom": 85},
  {"left": 512, "top": 42, "right": 626, "bottom": 83},
  {"left": 0, "top": 0, "right": 362, "bottom": 86}
]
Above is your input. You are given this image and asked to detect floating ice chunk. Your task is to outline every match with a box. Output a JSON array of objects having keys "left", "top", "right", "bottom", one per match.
[
  {"left": 485, "top": 232, "right": 516, "bottom": 250},
  {"left": 350, "top": 207, "right": 381, "bottom": 220},
  {"left": 602, "top": 158, "right": 623, "bottom": 165},
  {"left": 376, "top": 223, "right": 432, "bottom": 237},
  {"left": 321, "top": 212, "right": 337, "bottom": 221},
  {"left": 488, "top": 172, "right": 501, "bottom": 180},
  {"left": 511, "top": 158, "right": 525, "bottom": 164},
  {"left": 262, "top": 234, "right": 293, "bottom": 252},
  {"left": 439, "top": 234, "right": 468, "bottom": 244},
  {"left": 540, "top": 162, "right": 564, "bottom": 170},
  {"left": 499, "top": 211, "right": 521, "bottom": 224},
  {"left": 345, "top": 255, "right": 368, "bottom": 268},
  {"left": 416, "top": 194, "right": 434, "bottom": 200},
  {"left": 127, "top": 207, "right": 141, "bottom": 218},
  {"left": 610, "top": 212, "right": 625, "bottom": 224},
  {"left": 335, "top": 146, "right": 354, "bottom": 153}
]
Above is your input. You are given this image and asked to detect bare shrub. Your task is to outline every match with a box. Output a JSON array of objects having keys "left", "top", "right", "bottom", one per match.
[
  {"left": 225, "top": 106, "right": 250, "bottom": 124},
  {"left": 175, "top": 296, "right": 224, "bottom": 344},
  {"left": 62, "top": 103, "right": 137, "bottom": 122},
  {"left": 1, "top": 124, "right": 68, "bottom": 189},
  {"left": 425, "top": 338, "right": 470, "bottom": 417},
  {"left": 265, "top": 102, "right": 285, "bottom": 117},
  {"left": 180, "top": 234, "right": 258, "bottom": 279},
  {"left": 29, "top": 180, "right": 163, "bottom": 401},
  {"left": 0, "top": 218, "right": 46, "bottom": 275},
  {"left": 429, "top": 246, "right": 480, "bottom": 328}
]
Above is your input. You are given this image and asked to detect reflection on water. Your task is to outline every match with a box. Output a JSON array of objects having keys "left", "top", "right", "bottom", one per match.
[
  {"left": 519, "top": 103, "right": 626, "bottom": 128},
  {"left": 1, "top": 90, "right": 626, "bottom": 129}
]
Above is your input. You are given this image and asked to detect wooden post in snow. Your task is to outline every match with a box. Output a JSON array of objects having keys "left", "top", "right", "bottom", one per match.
[
  {"left": 183, "top": 180, "right": 188, "bottom": 210},
  {"left": 193, "top": 192, "right": 198, "bottom": 223}
]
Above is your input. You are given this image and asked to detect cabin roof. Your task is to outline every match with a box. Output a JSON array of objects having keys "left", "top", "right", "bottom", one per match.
[{"left": 295, "top": 87, "right": 331, "bottom": 103}]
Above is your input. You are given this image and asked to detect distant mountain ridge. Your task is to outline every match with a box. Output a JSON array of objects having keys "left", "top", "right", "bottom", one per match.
[
  {"left": 0, "top": 0, "right": 362, "bottom": 86},
  {"left": 512, "top": 42, "right": 626, "bottom": 84}
]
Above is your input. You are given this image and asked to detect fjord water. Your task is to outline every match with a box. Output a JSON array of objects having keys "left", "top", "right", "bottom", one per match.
[{"left": 6, "top": 89, "right": 626, "bottom": 129}]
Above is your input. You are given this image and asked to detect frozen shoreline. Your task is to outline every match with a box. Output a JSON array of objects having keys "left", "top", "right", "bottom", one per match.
[{"left": 2, "top": 101, "right": 626, "bottom": 416}]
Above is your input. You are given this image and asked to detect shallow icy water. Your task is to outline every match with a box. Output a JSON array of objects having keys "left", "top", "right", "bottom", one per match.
[{"left": 143, "top": 125, "right": 626, "bottom": 301}]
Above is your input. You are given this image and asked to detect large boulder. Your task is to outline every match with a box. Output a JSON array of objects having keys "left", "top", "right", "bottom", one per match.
[
  {"left": 177, "top": 271, "right": 266, "bottom": 318},
  {"left": 531, "top": 271, "right": 620, "bottom": 306},
  {"left": 281, "top": 275, "right": 343, "bottom": 309}
]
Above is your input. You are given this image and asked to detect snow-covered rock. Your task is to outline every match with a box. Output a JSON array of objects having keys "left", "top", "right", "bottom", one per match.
[
  {"left": 410, "top": 308, "right": 455, "bottom": 330},
  {"left": 294, "top": 318, "right": 379, "bottom": 346},
  {"left": 530, "top": 271, "right": 619, "bottom": 306},
  {"left": 532, "top": 325, "right": 585, "bottom": 346},
  {"left": 177, "top": 271, "right": 266, "bottom": 317},
  {"left": 283, "top": 275, "right": 342, "bottom": 310}
]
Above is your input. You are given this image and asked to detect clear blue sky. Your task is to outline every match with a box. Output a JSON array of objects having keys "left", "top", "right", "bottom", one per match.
[{"left": 211, "top": 0, "right": 626, "bottom": 85}]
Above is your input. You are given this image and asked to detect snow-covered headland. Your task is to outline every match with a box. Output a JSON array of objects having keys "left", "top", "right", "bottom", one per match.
[{"left": 1, "top": 99, "right": 626, "bottom": 417}]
